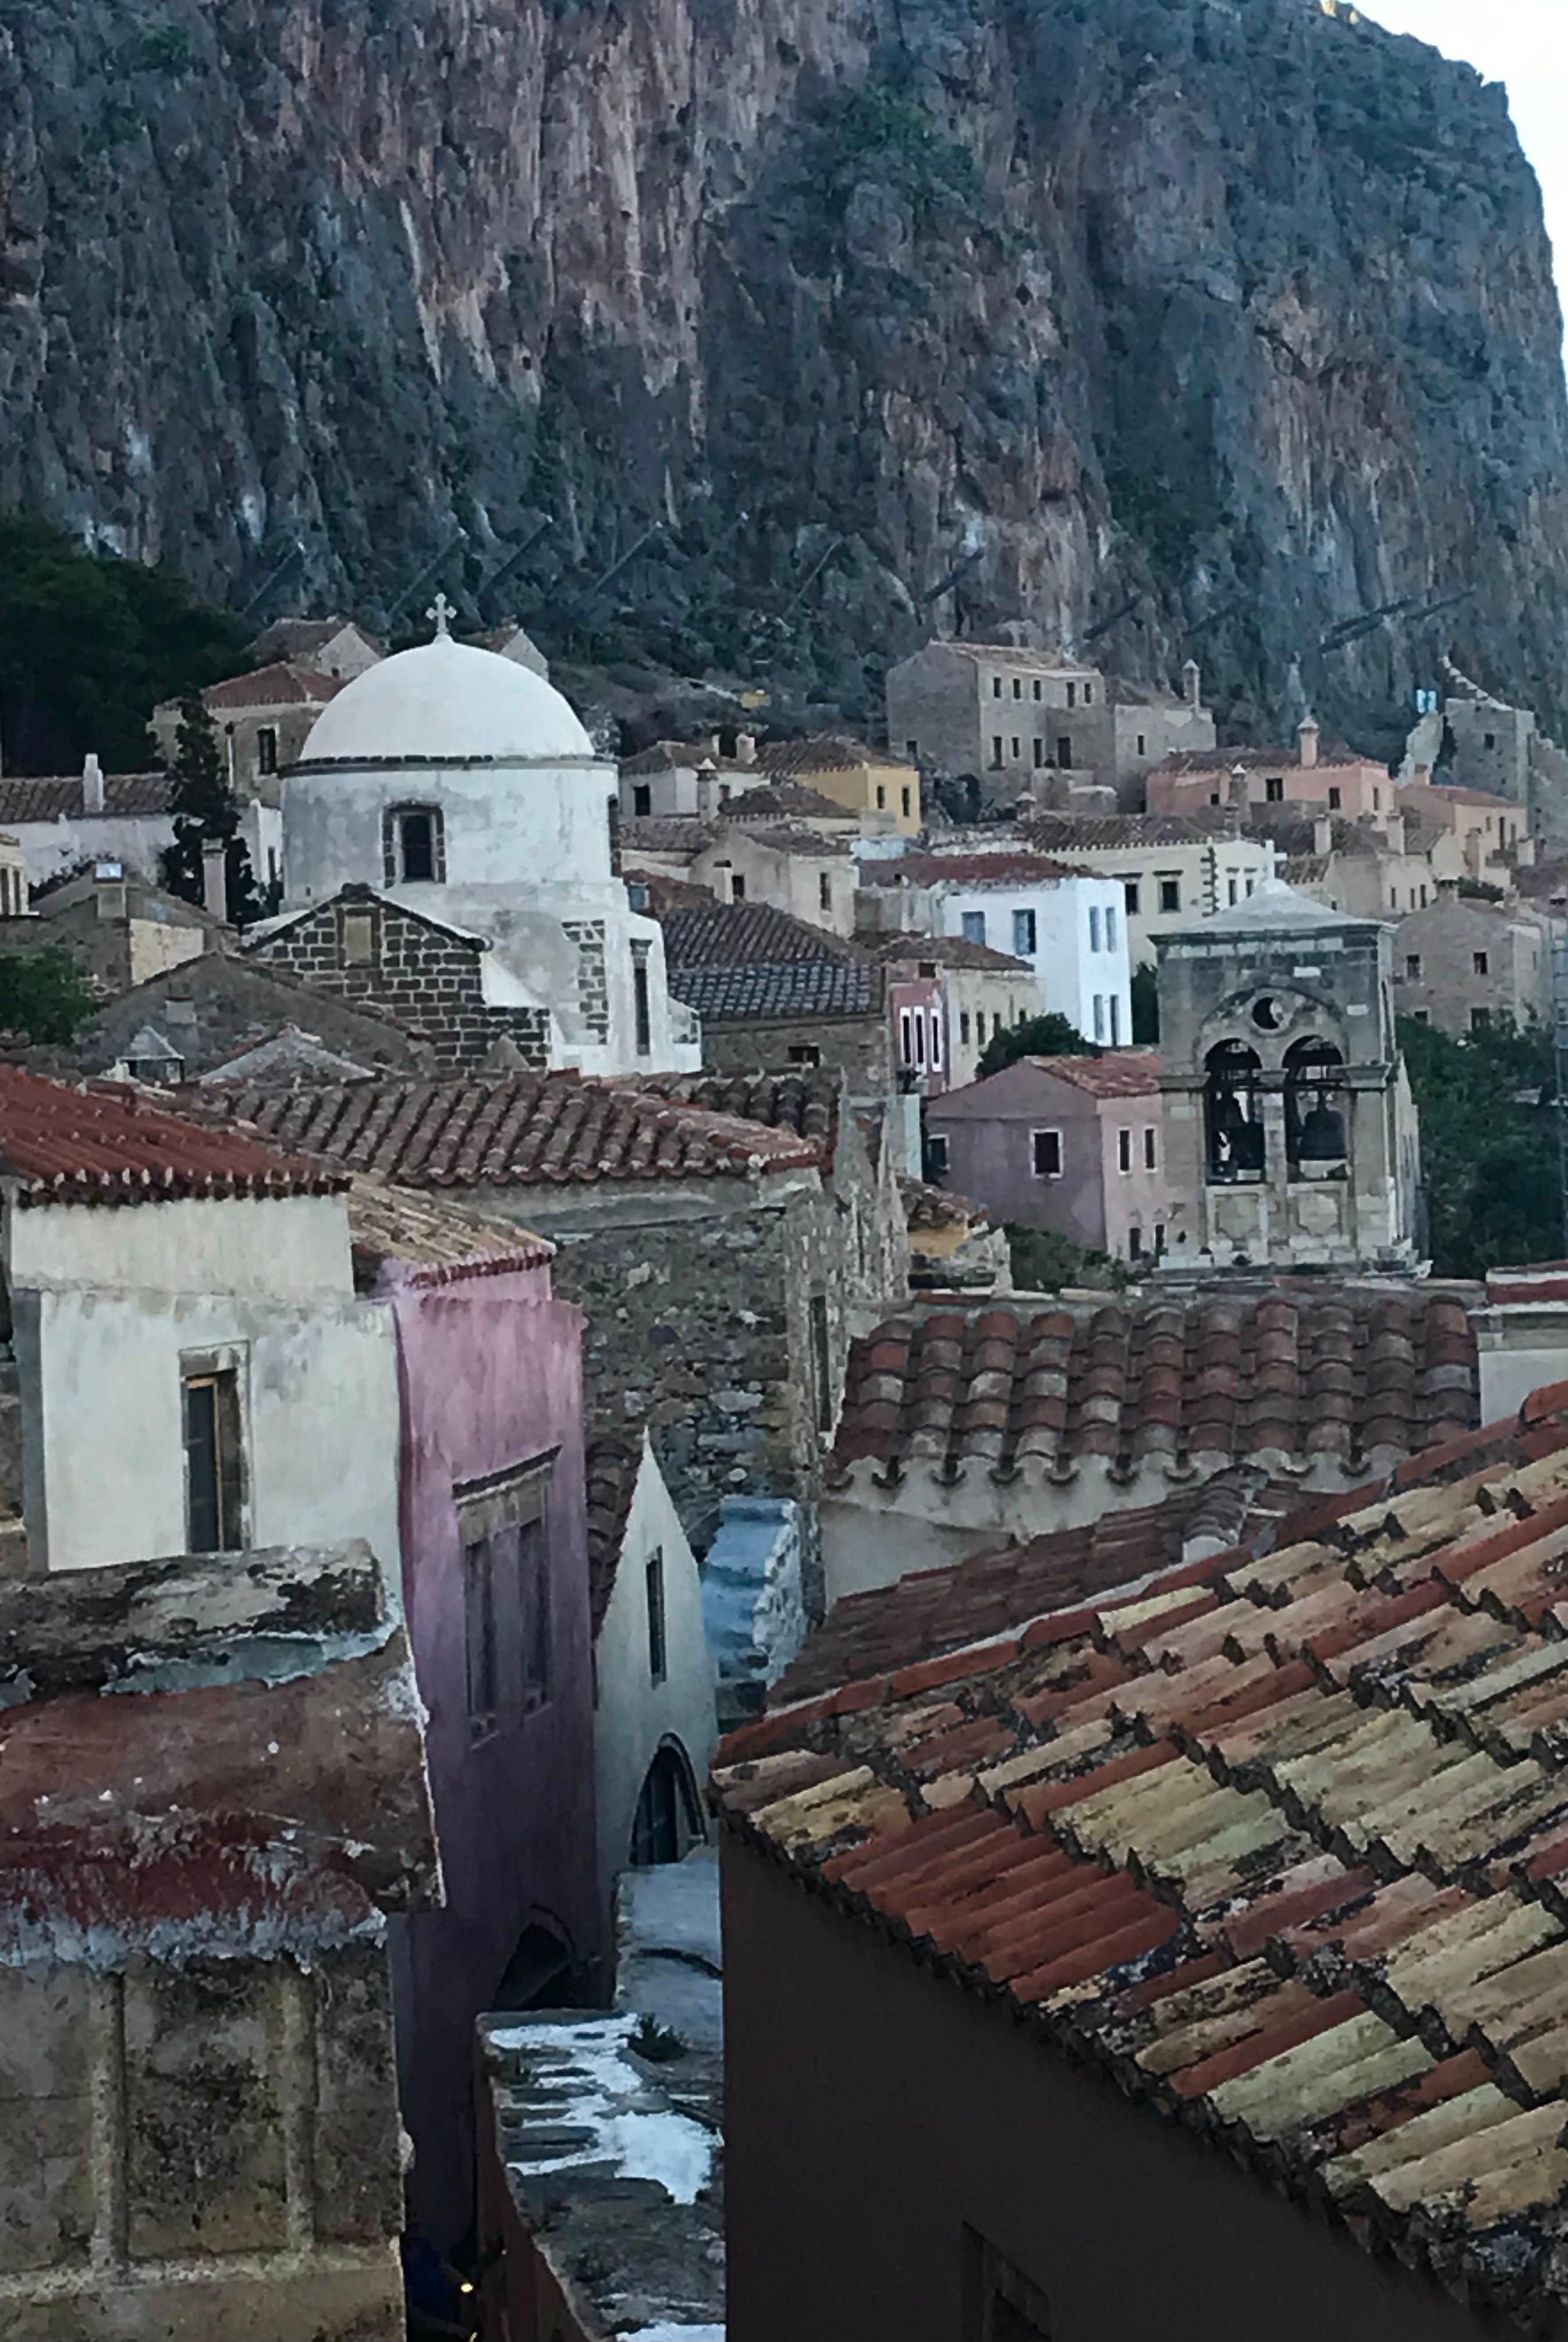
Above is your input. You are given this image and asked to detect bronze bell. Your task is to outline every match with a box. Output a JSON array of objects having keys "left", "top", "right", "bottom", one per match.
[{"left": 1297, "top": 1093, "right": 1347, "bottom": 1164}]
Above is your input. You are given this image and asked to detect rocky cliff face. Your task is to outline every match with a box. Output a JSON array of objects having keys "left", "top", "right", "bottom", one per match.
[{"left": 2, "top": 0, "right": 1565, "bottom": 750}]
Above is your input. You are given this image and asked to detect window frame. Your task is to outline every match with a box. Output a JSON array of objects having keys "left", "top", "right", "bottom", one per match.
[
  {"left": 181, "top": 1353, "right": 247, "bottom": 1556},
  {"left": 454, "top": 1453, "right": 557, "bottom": 1741},
  {"left": 1031, "top": 1128, "right": 1064, "bottom": 1180},
  {"left": 1118, "top": 1127, "right": 1132, "bottom": 1175},
  {"left": 646, "top": 1545, "right": 668, "bottom": 1685},
  {"left": 1012, "top": 907, "right": 1037, "bottom": 957}
]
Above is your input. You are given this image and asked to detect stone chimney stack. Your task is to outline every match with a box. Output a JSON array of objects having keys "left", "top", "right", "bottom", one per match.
[
  {"left": 81, "top": 753, "right": 105, "bottom": 816},
  {"left": 736, "top": 732, "right": 757, "bottom": 766},
  {"left": 1227, "top": 763, "right": 1250, "bottom": 810},
  {"left": 201, "top": 842, "right": 228, "bottom": 922},
  {"left": 1182, "top": 659, "right": 1201, "bottom": 710},
  {"left": 1313, "top": 815, "right": 1333, "bottom": 859},
  {"left": 1297, "top": 716, "right": 1320, "bottom": 770}
]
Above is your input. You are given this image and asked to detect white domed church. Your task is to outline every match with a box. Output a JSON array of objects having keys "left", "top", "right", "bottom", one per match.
[{"left": 253, "top": 604, "right": 700, "bottom": 1075}]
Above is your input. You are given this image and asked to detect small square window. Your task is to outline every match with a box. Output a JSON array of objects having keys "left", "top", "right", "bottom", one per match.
[
  {"left": 1406, "top": 954, "right": 1422, "bottom": 980},
  {"left": 1413, "top": 1008, "right": 1430, "bottom": 1023},
  {"left": 341, "top": 910, "right": 376, "bottom": 964},
  {"left": 788, "top": 1043, "right": 822, "bottom": 1066},
  {"left": 1472, "top": 1006, "right": 1491, "bottom": 1031},
  {"left": 962, "top": 910, "right": 987, "bottom": 945},
  {"left": 1328, "top": 786, "right": 1342, "bottom": 810},
  {"left": 1158, "top": 878, "right": 1180, "bottom": 914},
  {"left": 1265, "top": 775, "right": 1284, "bottom": 803},
  {"left": 1032, "top": 1129, "right": 1062, "bottom": 1178}
]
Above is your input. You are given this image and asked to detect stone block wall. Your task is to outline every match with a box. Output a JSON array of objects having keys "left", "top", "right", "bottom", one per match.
[
  {"left": 253, "top": 893, "right": 550, "bottom": 1067},
  {"left": 561, "top": 920, "right": 610, "bottom": 1041},
  {"left": 701, "top": 1011, "right": 893, "bottom": 1090},
  {"left": 0, "top": 1947, "right": 403, "bottom": 2341}
]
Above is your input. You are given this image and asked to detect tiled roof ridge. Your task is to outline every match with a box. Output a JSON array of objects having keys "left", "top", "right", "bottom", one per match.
[
  {"left": 0, "top": 1065, "right": 347, "bottom": 1209},
  {"left": 714, "top": 1391, "right": 1568, "bottom": 2321}
]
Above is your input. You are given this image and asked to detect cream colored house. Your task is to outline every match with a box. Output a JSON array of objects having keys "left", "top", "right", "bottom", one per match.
[
  {"left": 1022, "top": 812, "right": 1277, "bottom": 964},
  {"left": 618, "top": 814, "right": 857, "bottom": 937},
  {"left": 759, "top": 736, "right": 921, "bottom": 835}
]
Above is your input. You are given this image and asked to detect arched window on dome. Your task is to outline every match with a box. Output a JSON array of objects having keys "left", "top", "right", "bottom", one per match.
[{"left": 382, "top": 803, "right": 446, "bottom": 886}]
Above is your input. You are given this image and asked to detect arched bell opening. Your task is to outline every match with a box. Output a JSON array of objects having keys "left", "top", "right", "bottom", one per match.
[
  {"left": 1285, "top": 1038, "right": 1348, "bottom": 1181},
  {"left": 1204, "top": 1041, "right": 1266, "bottom": 1185}
]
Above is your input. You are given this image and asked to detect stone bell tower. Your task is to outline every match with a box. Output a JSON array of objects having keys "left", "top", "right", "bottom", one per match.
[{"left": 1154, "top": 879, "right": 1422, "bottom": 1272}]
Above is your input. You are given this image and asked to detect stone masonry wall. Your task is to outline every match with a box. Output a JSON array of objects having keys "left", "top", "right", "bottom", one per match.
[
  {"left": 560, "top": 920, "right": 610, "bottom": 1041},
  {"left": 0, "top": 1946, "right": 403, "bottom": 2341},
  {"left": 252, "top": 892, "right": 550, "bottom": 1067},
  {"left": 701, "top": 1011, "right": 893, "bottom": 1090}
]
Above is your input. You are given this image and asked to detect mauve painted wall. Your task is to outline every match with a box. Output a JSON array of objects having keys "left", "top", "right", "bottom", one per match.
[
  {"left": 391, "top": 1264, "right": 600, "bottom": 2251},
  {"left": 722, "top": 1839, "right": 1496, "bottom": 2342}
]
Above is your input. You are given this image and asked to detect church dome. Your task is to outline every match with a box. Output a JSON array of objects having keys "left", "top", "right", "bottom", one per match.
[{"left": 296, "top": 629, "right": 593, "bottom": 765}]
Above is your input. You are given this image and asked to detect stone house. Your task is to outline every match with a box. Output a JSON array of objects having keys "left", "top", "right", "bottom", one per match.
[
  {"left": 714, "top": 1395, "right": 1568, "bottom": 2342},
  {"left": 152, "top": 659, "right": 343, "bottom": 818},
  {"left": 858, "top": 852, "right": 1132, "bottom": 1049},
  {"left": 718, "top": 777, "right": 865, "bottom": 837},
  {"left": 758, "top": 734, "right": 921, "bottom": 835},
  {"left": 867, "top": 932, "right": 1044, "bottom": 1090},
  {"left": 1393, "top": 892, "right": 1551, "bottom": 1035},
  {"left": 820, "top": 1282, "right": 1477, "bottom": 1594},
  {"left": 586, "top": 1430, "right": 718, "bottom": 1899},
  {"left": 0, "top": 1538, "right": 436, "bottom": 2342},
  {"left": 0, "top": 1066, "right": 402, "bottom": 1578},
  {"left": 65, "top": 948, "right": 429, "bottom": 1083},
  {"left": 1021, "top": 812, "right": 1277, "bottom": 964},
  {"left": 0, "top": 757, "right": 282, "bottom": 896},
  {"left": 618, "top": 733, "right": 770, "bottom": 818},
  {"left": 1258, "top": 808, "right": 1456, "bottom": 922},
  {"left": 463, "top": 620, "right": 552, "bottom": 674},
  {"left": 926, "top": 1051, "right": 1169, "bottom": 1261},
  {"left": 3, "top": 862, "right": 220, "bottom": 994},
  {"left": 1155, "top": 879, "right": 1422, "bottom": 1274},
  {"left": 886, "top": 641, "right": 1214, "bottom": 800},
  {"left": 1405, "top": 657, "right": 1568, "bottom": 848},
  {"left": 620, "top": 813, "right": 858, "bottom": 936},
  {"left": 659, "top": 898, "right": 894, "bottom": 1085},
  {"left": 1395, "top": 781, "right": 1532, "bottom": 877},
  {"left": 206, "top": 1067, "right": 910, "bottom": 1554},
  {"left": 1147, "top": 723, "right": 1392, "bottom": 821},
  {"left": 349, "top": 1179, "right": 602, "bottom": 2254},
  {"left": 250, "top": 614, "right": 384, "bottom": 680}
]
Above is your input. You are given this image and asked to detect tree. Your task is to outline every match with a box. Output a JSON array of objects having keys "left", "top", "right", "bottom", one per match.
[
  {"left": 978, "top": 1011, "right": 1097, "bottom": 1080},
  {"left": 0, "top": 509, "right": 246, "bottom": 775},
  {"left": 1006, "top": 1224, "right": 1129, "bottom": 1294},
  {"left": 159, "top": 695, "right": 263, "bottom": 925},
  {"left": 0, "top": 948, "right": 96, "bottom": 1044},
  {"left": 1130, "top": 963, "right": 1159, "bottom": 1044},
  {"left": 1398, "top": 1016, "right": 1561, "bottom": 1275}
]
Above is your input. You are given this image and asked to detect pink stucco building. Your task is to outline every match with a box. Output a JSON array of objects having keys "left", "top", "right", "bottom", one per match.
[
  {"left": 1145, "top": 720, "right": 1392, "bottom": 823},
  {"left": 350, "top": 1182, "right": 601, "bottom": 2255},
  {"left": 926, "top": 1052, "right": 1169, "bottom": 1263}
]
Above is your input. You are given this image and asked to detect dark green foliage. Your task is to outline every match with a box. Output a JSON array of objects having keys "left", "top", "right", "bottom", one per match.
[
  {"left": 126, "top": 20, "right": 196, "bottom": 73},
  {"left": 978, "top": 1011, "right": 1097, "bottom": 1080},
  {"left": 1398, "top": 1016, "right": 1560, "bottom": 1277},
  {"left": 159, "top": 695, "right": 262, "bottom": 926},
  {"left": 0, "top": 949, "right": 96, "bottom": 1044},
  {"left": 628, "top": 2014, "right": 686, "bottom": 2064},
  {"left": 1006, "top": 1224, "right": 1129, "bottom": 1295},
  {"left": 0, "top": 510, "right": 245, "bottom": 775},
  {"left": 1457, "top": 877, "right": 1504, "bottom": 902},
  {"left": 1131, "top": 963, "right": 1159, "bottom": 1044}
]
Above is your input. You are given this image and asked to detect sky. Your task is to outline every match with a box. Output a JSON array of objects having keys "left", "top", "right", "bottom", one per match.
[{"left": 1359, "top": 2, "right": 1567, "bottom": 315}]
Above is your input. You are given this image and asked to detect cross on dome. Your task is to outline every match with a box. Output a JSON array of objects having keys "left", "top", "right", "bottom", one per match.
[{"left": 426, "top": 592, "right": 455, "bottom": 639}]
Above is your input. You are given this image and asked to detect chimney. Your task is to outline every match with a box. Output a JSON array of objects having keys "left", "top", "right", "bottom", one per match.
[
  {"left": 736, "top": 732, "right": 757, "bottom": 766},
  {"left": 1297, "top": 716, "right": 1320, "bottom": 770},
  {"left": 81, "top": 753, "right": 105, "bottom": 816},
  {"left": 1227, "top": 763, "right": 1249, "bottom": 809},
  {"left": 201, "top": 842, "right": 228, "bottom": 922},
  {"left": 1313, "top": 815, "right": 1333, "bottom": 859},
  {"left": 1182, "top": 659, "right": 1201, "bottom": 710}
]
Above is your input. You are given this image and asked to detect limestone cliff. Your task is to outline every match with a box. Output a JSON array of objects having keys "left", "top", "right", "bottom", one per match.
[{"left": 2, "top": 0, "right": 1565, "bottom": 752}]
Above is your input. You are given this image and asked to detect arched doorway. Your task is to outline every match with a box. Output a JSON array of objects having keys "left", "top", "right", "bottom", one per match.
[
  {"left": 629, "top": 1740, "right": 704, "bottom": 1869},
  {"left": 1204, "top": 1041, "right": 1266, "bottom": 1183},
  {"left": 1284, "top": 1038, "right": 1348, "bottom": 1179},
  {"left": 491, "top": 1918, "right": 573, "bottom": 2012}
]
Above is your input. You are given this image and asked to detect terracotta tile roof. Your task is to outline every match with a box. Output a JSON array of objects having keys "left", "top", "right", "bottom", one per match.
[
  {"left": 1022, "top": 812, "right": 1250, "bottom": 850},
  {"left": 250, "top": 617, "right": 380, "bottom": 663},
  {"left": 196, "top": 1070, "right": 827, "bottom": 1189},
  {"left": 715, "top": 1397, "right": 1568, "bottom": 2319},
  {"left": 719, "top": 821, "right": 851, "bottom": 860},
  {"left": 859, "top": 852, "right": 1095, "bottom": 889},
  {"left": 1152, "top": 745, "right": 1369, "bottom": 777},
  {"left": 1021, "top": 1050, "right": 1161, "bottom": 1099},
  {"left": 758, "top": 735, "right": 916, "bottom": 778},
  {"left": 900, "top": 1177, "right": 991, "bottom": 1235},
  {"left": 620, "top": 739, "right": 731, "bottom": 777},
  {"left": 718, "top": 780, "right": 853, "bottom": 822},
  {"left": 828, "top": 1291, "right": 1478, "bottom": 1486},
  {"left": 621, "top": 867, "right": 716, "bottom": 914},
  {"left": 628, "top": 1068, "right": 840, "bottom": 1159},
  {"left": 915, "top": 642, "right": 1091, "bottom": 672},
  {"left": 1399, "top": 781, "right": 1512, "bottom": 814},
  {"left": 618, "top": 816, "right": 716, "bottom": 857},
  {"left": 347, "top": 1176, "right": 554, "bottom": 1288},
  {"left": 0, "top": 1065, "right": 345, "bottom": 1208},
  {"left": 201, "top": 660, "right": 343, "bottom": 710},
  {"left": 660, "top": 903, "right": 882, "bottom": 1023},
  {"left": 867, "top": 934, "right": 1033, "bottom": 973},
  {"left": 0, "top": 771, "right": 173, "bottom": 823},
  {"left": 585, "top": 1433, "right": 643, "bottom": 1638}
]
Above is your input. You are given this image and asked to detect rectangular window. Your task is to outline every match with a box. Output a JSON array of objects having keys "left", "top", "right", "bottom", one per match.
[
  {"left": 1420, "top": 884, "right": 1428, "bottom": 907},
  {"left": 1066, "top": 682, "right": 1076, "bottom": 709},
  {"left": 1137, "top": 734, "right": 1146, "bottom": 757},
  {"left": 992, "top": 676, "right": 1003, "bottom": 698},
  {"left": 1013, "top": 677, "right": 1022, "bottom": 699},
  {"left": 819, "top": 871, "right": 832, "bottom": 912},
  {"left": 1105, "top": 906, "right": 1118, "bottom": 952},
  {"left": 518, "top": 1517, "right": 552, "bottom": 1711},
  {"left": 1031, "top": 1129, "right": 1062, "bottom": 1179},
  {"left": 729, "top": 871, "right": 746, "bottom": 900},
  {"left": 1012, "top": 908, "right": 1037, "bottom": 956},
  {"left": 1227, "top": 875, "right": 1238, "bottom": 906},
  {"left": 1128, "top": 1225, "right": 1143, "bottom": 1257},
  {"left": 1083, "top": 682, "right": 1093, "bottom": 705},
  {"left": 912, "top": 1013, "right": 926, "bottom": 1067},
  {"left": 1144, "top": 1125, "right": 1157, "bottom": 1169},
  {"left": 398, "top": 808, "right": 438, "bottom": 882},
  {"left": 1485, "top": 731, "right": 1497, "bottom": 749},
  {"left": 1472, "top": 1006, "right": 1492, "bottom": 1031},
  {"left": 256, "top": 727, "right": 278, "bottom": 776},
  {"left": 959, "top": 1010, "right": 971, "bottom": 1044},
  {"left": 1118, "top": 1127, "right": 1132, "bottom": 1174},
  {"left": 1109, "top": 994, "right": 1121, "bottom": 1045},
  {"left": 1093, "top": 993, "right": 1106, "bottom": 1042},
  {"left": 632, "top": 941, "right": 652, "bottom": 1056},
  {"left": 810, "top": 1293, "right": 833, "bottom": 1432},
  {"left": 1011, "top": 737, "right": 1021, "bottom": 763},
  {"left": 1033, "top": 738, "right": 1044, "bottom": 768},
  {"left": 901, "top": 785, "right": 911, "bottom": 817},
  {"left": 926, "top": 1132, "right": 950, "bottom": 1177},
  {"left": 787, "top": 1043, "right": 821, "bottom": 1065},
  {"left": 341, "top": 909, "right": 376, "bottom": 964},
  {"left": 1158, "top": 876, "right": 1180, "bottom": 913},
  {"left": 1057, "top": 735, "right": 1072, "bottom": 768},
  {"left": 1473, "top": 950, "right": 1490, "bottom": 976},
  {"left": 991, "top": 736, "right": 1004, "bottom": 768},
  {"left": 905, "top": 739, "right": 918, "bottom": 759},
  {"left": 464, "top": 1539, "right": 498, "bottom": 1734},
  {"left": 1154, "top": 1222, "right": 1165, "bottom": 1253},
  {"left": 961, "top": 910, "right": 987, "bottom": 945},
  {"left": 1032, "top": 680, "right": 1042, "bottom": 701},
  {"left": 182, "top": 1365, "right": 244, "bottom": 1554},
  {"left": 1089, "top": 906, "right": 1101, "bottom": 953},
  {"left": 632, "top": 782, "right": 651, "bottom": 817},
  {"left": 1245, "top": 875, "right": 1256, "bottom": 896},
  {"left": 929, "top": 1014, "right": 943, "bottom": 1071},
  {"left": 900, "top": 1009, "right": 914, "bottom": 1065},
  {"left": 974, "top": 1011, "right": 986, "bottom": 1045},
  {"left": 1328, "top": 786, "right": 1342, "bottom": 810},
  {"left": 1265, "top": 774, "right": 1284, "bottom": 803},
  {"left": 876, "top": 784, "right": 886, "bottom": 809},
  {"left": 646, "top": 1546, "right": 667, "bottom": 1684},
  {"left": 1123, "top": 879, "right": 1140, "bottom": 916}
]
